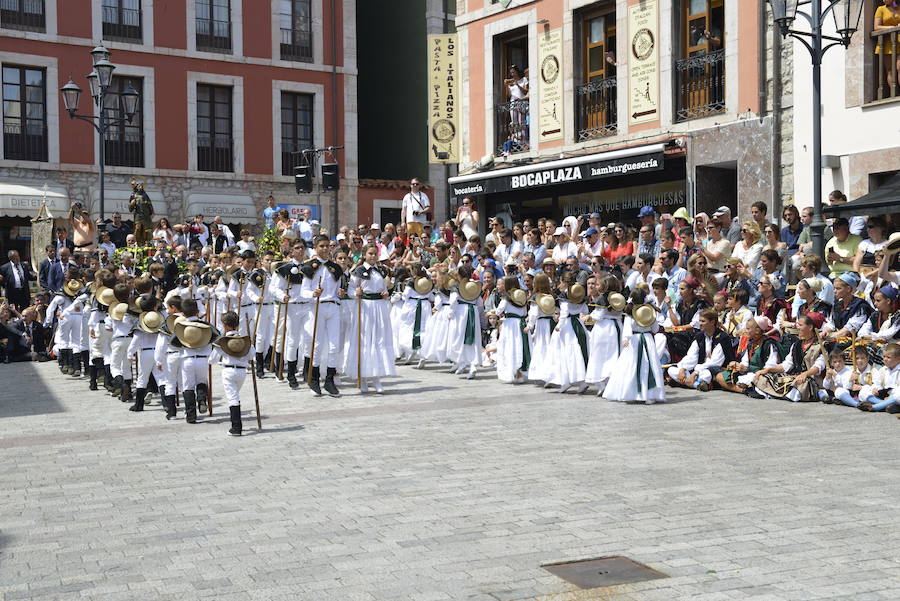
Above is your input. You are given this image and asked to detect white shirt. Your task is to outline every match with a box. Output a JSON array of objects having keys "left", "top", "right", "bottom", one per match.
[
  {"left": 10, "top": 261, "right": 23, "bottom": 288},
  {"left": 402, "top": 191, "right": 430, "bottom": 224},
  {"left": 677, "top": 333, "right": 726, "bottom": 373}
]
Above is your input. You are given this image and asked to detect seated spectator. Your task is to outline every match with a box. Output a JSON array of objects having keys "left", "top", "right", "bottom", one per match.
[
  {"left": 824, "top": 218, "right": 862, "bottom": 279},
  {"left": 857, "top": 342, "right": 900, "bottom": 412},
  {"left": 715, "top": 315, "right": 782, "bottom": 394},
  {"left": 732, "top": 221, "right": 763, "bottom": 273},
  {"left": 667, "top": 309, "right": 732, "bottom": 391}
]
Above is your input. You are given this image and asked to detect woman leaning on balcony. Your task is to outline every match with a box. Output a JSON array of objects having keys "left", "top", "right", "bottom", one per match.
[{"left": 875, "top": 1, "right": 900, "bottom": 87}]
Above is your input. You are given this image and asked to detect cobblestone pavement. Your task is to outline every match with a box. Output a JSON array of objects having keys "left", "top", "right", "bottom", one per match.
[{"left": 2, "top": 359, "right": 900, "bottom": 601}]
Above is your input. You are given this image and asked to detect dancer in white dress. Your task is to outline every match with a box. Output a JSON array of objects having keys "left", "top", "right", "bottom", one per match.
[
  {"left": 604, "top": 288, "right": 667, "bottom": 404},
  {"left": 447, "top": 266, "right": 483, "bottom": 379},
  {"left": 585, "top": 274, "right": 627, "bottom": 396},
  {"left": 397, "top": 265, "right": 434, "bottom": 364},
  {"left": 546, "top": 273, "right": 590, "bottom": 393},
  {"left": 525, "top": 273, "right": 557, "bottom": 383},
  {"left": 495, "top": 277, "right": 530, "bottom": 383},
  {"left": 418, "top": 267, "right": 454, "bottom": 368},
  {"left": 344, "top": 245, "right": 396, "bottom": 393}
]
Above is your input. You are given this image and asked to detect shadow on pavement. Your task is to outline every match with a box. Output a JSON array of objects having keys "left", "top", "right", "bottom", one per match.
[{"left": 0, "top": 361, "right": 65, "bottom": 418}]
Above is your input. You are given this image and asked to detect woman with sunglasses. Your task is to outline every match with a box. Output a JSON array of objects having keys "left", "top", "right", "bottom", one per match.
[
  {"left": 852, "top": 216, "right": 888, "bottom": 273},
  {"left": 762, "top": 224, "right": 787, "bottom": 263},
  {"left": 455, "top": 198, "right": 479, "bottom": 239},
  {"left": 600, "top": 222, "right": 634, "bottom": 265},
  {"left": 732, "top": 221, "right": 763, "bottom": 274}
]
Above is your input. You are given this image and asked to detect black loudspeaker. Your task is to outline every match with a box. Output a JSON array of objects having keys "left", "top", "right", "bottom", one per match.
[
  {"left": 294, "top": 165, "right": 312, "bottom": 194},
  {"left": 321, "top": 163, "right": 340, "bottom": 191}
]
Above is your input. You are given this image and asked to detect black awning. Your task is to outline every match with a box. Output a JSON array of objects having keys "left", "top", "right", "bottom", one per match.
[{"left": 823, "top": 172, "right": 900, "bottom": 217}]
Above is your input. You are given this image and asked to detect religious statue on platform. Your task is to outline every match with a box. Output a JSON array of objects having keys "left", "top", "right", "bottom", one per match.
[{"left": 128, "top": 177, "right": 154, "bottom": 246}]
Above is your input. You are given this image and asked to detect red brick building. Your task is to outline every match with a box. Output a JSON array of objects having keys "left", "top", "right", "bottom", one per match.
[{"left": 0, "top": 0, "right": 358, "bottom": 260}]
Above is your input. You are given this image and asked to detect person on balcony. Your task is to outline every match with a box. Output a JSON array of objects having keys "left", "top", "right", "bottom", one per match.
[
  {"left": 503, "top": 65, "right": 529, "bottom": 155},
  {"left": 875, "top": 1, "right": 900, "bottom": 89}
]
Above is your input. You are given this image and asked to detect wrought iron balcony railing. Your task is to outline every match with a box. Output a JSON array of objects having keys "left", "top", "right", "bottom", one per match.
[
  {"left": 576, "top": 77, "right": 617, "bottom": 142},
  {"left": 674, "top": 48, "right": 726, "bottom": 122}
]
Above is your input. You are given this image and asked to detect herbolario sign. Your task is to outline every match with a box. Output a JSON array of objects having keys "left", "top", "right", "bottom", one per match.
[{"left": 451, "top": 151, "right": 664, "bottom": 197}]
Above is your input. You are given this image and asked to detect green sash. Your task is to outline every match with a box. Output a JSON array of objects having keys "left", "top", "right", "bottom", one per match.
[
  {"left": 413, "top": 298, "right": 424, "bottom": 350},
  {"left": 636, "top": 333, "right": 658, "bottom": 393},
  {"left": 462, "top": 301, "right": 476, "bottom": 345},
  {"left": 518, "top": 316, "right": 531, "bottom": 372},
  {"left": 570, "top": 315, "right": 589, "bottom": 367},
  {"left": 361, "top": 293, "right": 383, "bottom": 300}
]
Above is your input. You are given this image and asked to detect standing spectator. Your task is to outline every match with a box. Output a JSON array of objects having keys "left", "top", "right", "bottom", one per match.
[
  {"left": 104, "top": 212, "right": 132, "bottom": 248},
  {"left": 98, "top": 232, "right": 117, "bottom": 257},
  {"left": 212, "top": 216, "right": 235, "bottom": 246},
  {"left": 188, "top": 214, "right": 210, "bottom": 247},
  {"left": 170, "top": 224, "right": 189, "bottom": 249},
  {"left": 401, "top": 178, "right": 430, "bottom": 238},
  {"left": 602, "top": 222, "right": 635, "bottom": 264},
  {"left": 262, "top": 195, "right": 281, "bottom": 229},
  {"left": 827, "top": 190, "right": 865, "bottom": 236},
  {"left": 824, "top": 218, "right": 862, "bottom": 279},
  {"left": 152, "top": 218, "right": 175, "bottom": 246},
  {"left": 38, "top": 245, "right": 56, "bottom": 291},
  {"left": 551, "top": 227, "right": 579, "bottom": 263},
  {"left": 236, "top": 229, "right": 257, "bottom": 253},
  {"left": 69, "top": 205, "right": 96, "bottom": 252},
  {"left": 713, "top": 206, "right": 741, "bottom": 244},
  {"left": 701, "top": 220, "right": 733, "bottom": 272},
  {"left": 523, "top": 228, "right": 547, "bottom": 265},
  {"left": 638, "top": 206, "right": 662, "bottom": 239},
  {"left": 455, "top": 197, "right": 479, "bottom": 239},
  {"left": 208, "top": 224, "right": 229, "bottom": 254},
  {"left": 853, "top": 216, "right": 888, "bottom": 273},
  {"left": 493, "top": 229, "right": 521, "bottom": 265},
  {"left": 54, "top": 226, "right": 75, "bottom": 255},
  {"left": 637, "top": 222, "right": 661, "bottom": 258},
  {"left": 750, "top": 200, "right": 769, "bottom": 231},
  {"left": 0, "top": 250, "right": 36, "bottom": 310},
  {"left": 47, "top": 247, "right": 75, "bottom": 293},
  {"left": 292, "top": 208, "right": 313, "bottom": 244}
]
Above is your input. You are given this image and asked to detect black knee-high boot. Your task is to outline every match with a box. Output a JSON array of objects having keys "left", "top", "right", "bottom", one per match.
[
  {"left": 324, "top": 367, "right": 340, "bottom": 397},
  {"left": 196, "top": 383, "right": 208, "bottom": 413},
  {"left": 89, "top": 358, "right": 102, "bottom": 390},
  {"left": 302, "top": 356, "right": 310, "bottom": 382},
  {"left": 104, "top": 364, "right": 113, "bottom": 391},
  {"left": 111, "top": 375, "right": 123, "bottom": 398},
  {"left": 79, "top": 350, "right": 89, "bottom": 377},
  {"left": 60, "top": 349, "right": 71, "bottom": 374},
  {"left": 121, "top": 380, "right": 133, "bottom": 402},
  {"left": 129, "top": 388, "right": 146, "bottom": 412},
  {"left": 183, "top": 390, "right": 197, "bottom": 423},
  {"left": 228, "top": 405, "right": 242, "bottom": 436},
  {"left": 308, "top": 365, "right": 322, "bottom": 396},
  {"left": 69, "top": 350, "right": 80, "bottom": 377},
  {"left": 57, "top": 350, "right": 65, "bottom": 372},
  {"left": 287, "top": 361, "right": 299, "bottom": 389},
  {"left": 255, "top": 353, "right": 265, "bottom": 378}
]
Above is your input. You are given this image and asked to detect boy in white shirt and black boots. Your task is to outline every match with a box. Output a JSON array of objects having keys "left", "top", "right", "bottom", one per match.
[
  {"left": 129, "top": 294, "right": 164, "bottom": 412},
  {"left": 858, "top": 342, "right": 900, "bottom": 413},
  {"left": 156, "top": 296, "right": 182, "bottom": 420},
  {"left": 208, "top": 311, "right": 254, "bottom": 436},
  {"left": 172, "top": 299, "right": 219, "bottom": 423}
]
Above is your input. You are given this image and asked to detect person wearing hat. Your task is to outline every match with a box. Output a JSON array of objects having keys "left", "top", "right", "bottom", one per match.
[
  {"left": 822, "top": 271, "right": 872, "bottom": 340},
  {"left": 228, "top": 250, "right": 263, "bottom": 337},
  {"left": 603, "top": 287, "right": 667, "bottom": 404},
  {"left": 714, "top": 315, "right": 784, "bottom": 394},
  {"left": 44, "top": 274, "right": 85, "bottom": 377},
  {"left": 585, "top": 274, "right": 626, "bottom": 396},
  {"left": 88, "top": 270, "right": 118, "bottom": 391},
  {"left": 69, "top": 273, "right": 92, "bottom": 379},
  {"left": 253, "top": 253, "right": 278, "bottom": 379},
  {"left": 343, "top": 244, "right": 396, "bottom": 394},
  {"left": 107, "top": 283, "right": 138, "bottom": 401},
  {"left": 270, "top": 240, "right": 311, "bottom": 388},
  {"left": 545, "top": 272, "right": 590, "bottom": 394},
  {"left": 299, "top": 234, "right": 346, "bottom": 397},
  {"left": 208, "top": 310, "right": 254, "bottom": 435},
  {"left": 750, "top": 312, "right": 827, "bottom": 401},
  {"left": 447, "top": 265, "right": 483, "bottom": 379},
  {"left": 155, "top": 295, "right": 183, "bottom": 420},
  {"left": 173, "top": 298, "right": 219, "bottom": 423},
  {"left": 857, "top": 285, "right": 900, "bottom": 342},
  {"left": 396, "top": 265, "right": 434, "bottom": 366},
  {"left": 127, "top": 294, "right": 164, "bottom": 412},
  {"left": 524, "top": 272, "right": 557, "bottom": 383},
  {"left": 666, "top": 308, "right": 733, "bottom": 392},
  {"left": 493, "top": 276, "right": 530, "bottom": 384},
  {"left": 712, "top": 206, "right": 741, "bottom": 245},
  {"left": 418, "top": 267, "right": 455, "bottom": 369},
  {"left": 551, "top": 227, "right": 579, "bottom": 265}
]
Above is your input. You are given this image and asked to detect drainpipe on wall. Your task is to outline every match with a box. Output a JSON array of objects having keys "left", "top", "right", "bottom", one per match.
[
  {"left": 772, "top": 11, "right": 783, "bottom": 217},
  {"left": 331, "top": 0, "right": 339, "bottom": 236},
  {"left": 759, "top": 0, "right": 767, "bottom": 119}
]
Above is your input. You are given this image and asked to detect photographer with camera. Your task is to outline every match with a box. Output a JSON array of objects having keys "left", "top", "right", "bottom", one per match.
[{"left": 69, "top": 202, "right": 96, "bottom": 252}]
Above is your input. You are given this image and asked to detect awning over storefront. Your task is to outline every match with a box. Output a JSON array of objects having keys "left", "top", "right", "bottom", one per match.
[
  {"left": 448, "top": 143, "right": 667, "bottom": 197},
  {"left": 823, "top": 172, "right": 900, "bottom": 217},
  {"left": 90, "top": 187, "right": 166, "bottom": 221},
  {"left": 184, "top": 194, "right": 256, "bottom": 222},
  {"left": 0, "top": 183, "right": 68, "bottom": 218}
]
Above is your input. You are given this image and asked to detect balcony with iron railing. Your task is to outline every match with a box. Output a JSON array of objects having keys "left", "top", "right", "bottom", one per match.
[
  {"left": 495, "top": 98, "right": 529, "bottom": 156},
  {"left": 576, "top": 77, "right": 617, "bottom": 142},
  {"left": 674, "top": 48, "right": 726, "bottom": 122},
  {"left": 102, "top": 6, "right": 142, "bottom": 42},
  {"left": 198, "top": 134, "right": 233, "bottom": 172},
  {"left": 871, "top": 26, "right": 900, "bottom": 102},
  {"left": 281, "top": 142, "right": 307, "bottom": 176},
  {"left": 196, "top": 18, "right": 232, "bottom": 53},
  {"left": 105, "top": 131, "right": 144, "bottom": 168},
  {"left": 0, "top": 0, "right": 45, "bottom": 32},
  {"left": 3, "top": 123, "right": 47, "bottom": 162},
  {"left": 280, "top": 27, "right": 313, "bottom": 62}
]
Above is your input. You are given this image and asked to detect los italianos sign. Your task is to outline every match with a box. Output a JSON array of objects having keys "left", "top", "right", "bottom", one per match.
[{"left": 450, "top": 151, "right": 664, "bottom": 197}]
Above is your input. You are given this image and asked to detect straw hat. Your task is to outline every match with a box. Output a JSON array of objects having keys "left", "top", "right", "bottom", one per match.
[
  {"left": 138, "top": 310, "right": 164, "bottom": 333},
  {"left": 885, "top": 232, "right": 900, "bottom": 256},
  {"left": 536, "top": 293, "right": 556, "bottom": 315},
  {"left": 607, "top": 292, "right": 627, "bottom": 312},
  {"left": 414, "top": 277, "right": 434, "bottom": 295},
  {"left": 63, "top": 279, "right": 84, "bottom": 298},
  {"left": 567, "top": 283, "right": 586, "bottom": 305},
  {"left": 672, "top": 207, "right": 693, "bottom": 224},
  {"left": 218, "top": 333, "right": 252, "bottom": 358},
  {"left": 509, "top": 288, "right": 527, "bottom": 308},
  {"left": 164, "top": 314, "right": 180, "bottom": 335},
  {"left": 633, "top": 304, "right": 657, "bottom": 328},
  {"left": 97, "top": 287, "right": 116, "bottom": 308},
  {"left": 459, "top": 280, "right": 482, "bottom": 301},
  {"left": 173, "top": 317, "right": 215, "bottom": 349},
  {"left": 109, "top": 301, "right": 129, "bottom": 321}
]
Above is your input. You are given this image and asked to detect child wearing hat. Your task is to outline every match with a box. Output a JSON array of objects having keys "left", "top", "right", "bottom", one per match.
[
  {"left": 107, "top": 283, "right": 138, "bottom": 402},
  {"left": 155, "top": 296, "right": 182, "bottom": 420},
  {"left": 208, "top": 311, "right": 254, "bottom": 435},
  {"left": 545, "top": 272, "right": 590, "bottom": 394},
  {"left": 127, "top": 294, "right": 163, "bottom": 412},
  {"left": 174, "top": 298, "right": 219, "bottom": 424},
  {"left": 603, "top": 286, "right": 666, "bottom": 404}
]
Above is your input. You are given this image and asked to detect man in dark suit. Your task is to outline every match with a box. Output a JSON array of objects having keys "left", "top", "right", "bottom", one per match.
[
  {"left": 38, "top": 244, "right": 56, "bottom": 291},
  {"left": 47, "top": 247, "right": 77, "bottom": 293},
  {"left": 54, "top": 227, "right": 75, "bottom": 255},
  {"left": 0, "top": 250, "right": 36, "bottom": 310},
  {"left": 3, "top": 307, "right": 45, "bottom": 361}
]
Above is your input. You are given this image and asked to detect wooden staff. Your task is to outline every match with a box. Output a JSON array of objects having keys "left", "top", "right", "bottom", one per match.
[
  {"left": 307, "top": 275, "right": 324, "bottom": 386},
  {"left": 850, "top": 330, "right": 858, "bottom": 386},
  {"left": 206, "top": 359, "right": 214, "bottom": 416},
  {"left": 357, "top": 292, "right": 362, "bottom": 389},
  {"left": 271, "top": 299, "right": 283, "bottom": 372},
  {"left": 253, "top": 272, "right": 266, "bottom": 341},
  {"left": 278, "top": 282, "right": 292, "bottom": 379},
  {"left": 246, "top": 314, "right": 262, "bottom": 429}
]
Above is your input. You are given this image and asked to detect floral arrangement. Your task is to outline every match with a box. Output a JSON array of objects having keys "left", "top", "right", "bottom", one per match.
[{"left": 256, "top": 228, "right": 284, "bottom": 259}]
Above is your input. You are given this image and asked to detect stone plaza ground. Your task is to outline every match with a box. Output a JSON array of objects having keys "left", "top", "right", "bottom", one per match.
[{"left": 1, "top": 360, "right": 900, "bottom": 601}]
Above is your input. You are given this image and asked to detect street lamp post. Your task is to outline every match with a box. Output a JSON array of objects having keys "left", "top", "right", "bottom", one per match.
[
  {"left": 768, "top": 0, "right": 864, "bottom": 258},
  {"left": 60, "top": 45, "right": 140, "bottom": 225}
]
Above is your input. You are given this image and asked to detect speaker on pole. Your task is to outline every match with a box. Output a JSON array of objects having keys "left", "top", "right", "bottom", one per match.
[
  {"left": 321, "top": 163, "right": 340, "bottom": 191},
  {"left": 294, "top": 165, "right": 312, "bottom": 194}
]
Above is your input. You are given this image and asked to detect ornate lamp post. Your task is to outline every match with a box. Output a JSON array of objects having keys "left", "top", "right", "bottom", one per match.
[
  {"left": 767, "top": 0, "right": 864, "bottom": 258},
  {"left": 60, "top": 45, "right": 140, "bottom": 224}
]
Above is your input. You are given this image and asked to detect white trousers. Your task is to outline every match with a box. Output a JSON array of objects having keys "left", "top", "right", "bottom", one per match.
[
  {"left": 221, "top": 366, "right": 246, "bottom": 407},
  {"left": 237, "top": 304, "right": 256, "bottom": 336},
  {"left": 90, "top": 326, "right": 111, "bottom": 361},
  {"left": 306, "top": 302, "right": 340, "bottom": 368},
  {"left": 284, "top": 303, "right": 311, "bottom": 362},
  {"left": 666, "top": 365, "right": 712, "bottom": 386},
  {"left": 255, "top": 304, "right": 276, "bottom": 355},
  {"left": 110, "top": 337, "right": 132, "bottom": 379},
  {"left": 180, "top": 356, "right": 209, "bottom": 391},
  {"left": 161, "top": 350, "right": 182, "bottom": 392},
  {"left": 134, "top": 348, "right": 159, "bottom": 388}
]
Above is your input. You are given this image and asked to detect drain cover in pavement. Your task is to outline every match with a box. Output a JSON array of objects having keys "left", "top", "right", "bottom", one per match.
[{"left": 541, "top": 555, "right": 668, "bottom": 589}]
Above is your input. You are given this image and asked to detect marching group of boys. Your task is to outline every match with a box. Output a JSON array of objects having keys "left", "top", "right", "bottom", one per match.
[{"left": 42, "top": 230, "right": 900, "bottom": 436}]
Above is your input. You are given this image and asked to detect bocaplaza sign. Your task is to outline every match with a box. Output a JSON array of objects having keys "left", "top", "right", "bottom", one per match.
[{"left": 451, "top": 152, "right": 664, "bottom": 197}]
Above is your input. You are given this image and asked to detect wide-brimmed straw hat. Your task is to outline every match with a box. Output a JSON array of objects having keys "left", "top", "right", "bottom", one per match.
[{"left": 173, "top": 317, "right": 215, "bottom": 349}]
